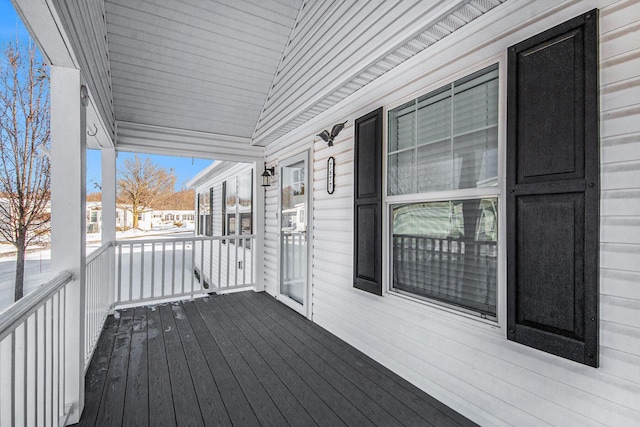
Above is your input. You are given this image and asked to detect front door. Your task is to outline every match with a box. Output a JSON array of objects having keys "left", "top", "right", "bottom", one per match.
[{"left": 278, "top": 151, "right": 309, "bottom": 316}]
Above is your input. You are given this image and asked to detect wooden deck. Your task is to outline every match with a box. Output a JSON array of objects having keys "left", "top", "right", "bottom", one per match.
[{"left": 75, "top": 291, "right": 476, "bottom": 426}]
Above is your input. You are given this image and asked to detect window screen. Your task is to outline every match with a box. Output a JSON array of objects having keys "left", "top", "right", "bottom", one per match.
[{"left": 392, "top": 199, "right": 498, "bottom": 317}]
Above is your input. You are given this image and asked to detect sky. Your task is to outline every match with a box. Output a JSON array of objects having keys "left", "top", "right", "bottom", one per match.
[
  {"left": 87, "top": 150, "right": 213, "bottom": 192},
  {"left": 1, "top": 0, "right": 214, "bottom": 191}
]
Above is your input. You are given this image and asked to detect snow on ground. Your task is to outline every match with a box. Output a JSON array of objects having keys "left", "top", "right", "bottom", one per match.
[{"left": 0, "top": 227, "right": 194, "bottom": 313}]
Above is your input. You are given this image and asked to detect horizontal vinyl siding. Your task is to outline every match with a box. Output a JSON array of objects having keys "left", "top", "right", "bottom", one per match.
[
  {"left": 192, "top": 163, "right": 255, "bottom": 289},
  {"left": 263, "top": 1, "right": 640, "bottom": 425}
]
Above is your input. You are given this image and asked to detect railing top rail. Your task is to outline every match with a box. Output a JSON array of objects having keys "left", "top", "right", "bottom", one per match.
[
  {"left": 86, "top": 241, "right": 114, "bottom": 264},
  {"left": 0, "top": 270, "right": 73, "bottom": 342},
  {"left": 115, "top": 234, "right": 256, "bottom": 246}
]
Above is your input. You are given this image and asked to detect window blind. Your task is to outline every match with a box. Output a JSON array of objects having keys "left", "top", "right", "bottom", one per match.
[{"left": 388, "top": 64, "right": 499, "bottom": 196}]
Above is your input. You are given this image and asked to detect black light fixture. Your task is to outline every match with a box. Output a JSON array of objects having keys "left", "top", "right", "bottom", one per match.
[
  {"left": 317, "top": 121, "right": 347, "bottom": 146},
  {"left": 261, "top": 163, "right": 275, "bottom": 187}
]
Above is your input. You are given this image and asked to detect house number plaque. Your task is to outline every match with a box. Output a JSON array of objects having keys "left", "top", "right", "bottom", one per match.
[{"left": 327, "top": 156, "right": 335, "bottom": 194}]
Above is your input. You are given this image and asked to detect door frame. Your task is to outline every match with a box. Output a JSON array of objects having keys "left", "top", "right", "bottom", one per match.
[{"left": 276, "top": 149, "right": 312, "bottom": 319}]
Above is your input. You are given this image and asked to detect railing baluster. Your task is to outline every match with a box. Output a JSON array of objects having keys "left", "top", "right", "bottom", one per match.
[
  {"left": 128, "top": 243, "right": 134, "bottom": 303},
  {"left": 22, "top": 322, "right": 27, "bottom": 425},
  {"left": 161, "top": 241, "right": 166, "bottom": 297},
  {"left": 243, "top": 237, "right": 247, "bottom": 285},
  {"left": 226, "top": 238, "right": 230, "bottom": 288},
  {"left": 140, "top": 243, "right": 145, "bottom": 300},
  {"left": 117, "top": 243, "right": 122, "bottom": 304},
  {"left": 181, "top": 241, "right": 186, "bottom": 294},
  {"left": 191, "top": 238, "right": 196, "bottom": 294},
  {"left": 199, "top": 239, "right": 204, "bottom": 291},
  {"left": 218, "top": 239, "right": 222, "bottom": 289},
  {"left": 172, "top": 241, "right": 176, "bottom": 295},
  {"left": 11, "top": 331, "right": 16, "bottom": 426},
  {"left": 151, "top": 242, "right": 156, "bottom": 299},
  {"left": 209, "top": 238, "right": 213, "bottom": 289},
  {"left": 235, "top": 236, "right": 239, "bottom": 288}
]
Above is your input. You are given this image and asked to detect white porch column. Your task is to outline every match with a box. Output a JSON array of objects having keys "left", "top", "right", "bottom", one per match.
[
  {"left": 101, "top": 147, "right": 117, "bottom": 310},
  {"left": 253, "top": 161, "right": 265, "bottom": 292},
  {"left": 50, "top": 65, "right": 86, "bottom": 423}
]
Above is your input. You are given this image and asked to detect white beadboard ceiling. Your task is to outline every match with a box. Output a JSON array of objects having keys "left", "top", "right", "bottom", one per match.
[{"left": 45, "top": 0, "right": 508, "bottom": 153}]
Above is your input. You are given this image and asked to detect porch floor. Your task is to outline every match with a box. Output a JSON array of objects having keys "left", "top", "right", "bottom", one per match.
[{"left": 75, "top": 291, "right": 475, "bottom": 426}]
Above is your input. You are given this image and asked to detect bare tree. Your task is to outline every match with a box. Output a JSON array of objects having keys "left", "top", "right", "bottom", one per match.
[
  {"left": 0, "top": 41, "right": 51, "bottom": 302},
  {"left": 117, "top": 155, "right": 176, "bottom": 229}
]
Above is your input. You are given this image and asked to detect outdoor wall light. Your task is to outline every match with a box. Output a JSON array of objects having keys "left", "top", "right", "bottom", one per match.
[
  {"left": 317, "top": 121, "right": 347, "bottom": 146},
  {"left": 261, "top": 163, "right": 275, "bottom": 187}
]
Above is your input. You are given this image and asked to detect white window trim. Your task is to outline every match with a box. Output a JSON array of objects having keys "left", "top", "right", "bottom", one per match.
[{"left": 382, "top": 54, "right": 508, "bottom": 332}]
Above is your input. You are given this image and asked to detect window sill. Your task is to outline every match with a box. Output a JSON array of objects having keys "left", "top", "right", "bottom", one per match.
[{"left": 385, "top": 288, "right": 502, "bottom": 335}]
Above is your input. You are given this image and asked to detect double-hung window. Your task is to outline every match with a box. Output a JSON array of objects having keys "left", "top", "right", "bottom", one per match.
[{"left": 387, "top": 64, "right": 499, "bottom": 319}]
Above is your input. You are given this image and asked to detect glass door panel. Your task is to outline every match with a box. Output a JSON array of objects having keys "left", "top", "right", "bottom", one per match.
[{"left": 279, "top": 153, "right": 308, "bottom": 313}]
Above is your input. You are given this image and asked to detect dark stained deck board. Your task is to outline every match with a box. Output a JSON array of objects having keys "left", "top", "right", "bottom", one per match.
[
  {"left": 204, "top": 296, "right": 319, "bottom": 427},
  {"left": 157, "top": 303, "right": 204, "bottom": 426},
  {"left": 220, "top": 293, "right": 374, "bottom": 425},
  {"left": 94, "top": 308, "right": 133, "bottom": 427},
  {"left": 213, "top": 293, "right": 347, "bottom": 427},
  {"left": 75, "top": 291, "right": 477, "bottom": 427},
  {"left": 146, "top": 305, "right": 176, "bottom": 427},
  {"left": 193, "top": 298, "right": 289, "bottom": 426},
  {"left": 242, "top": 291, "right": 473, "bottom": 427},
  {"left": 170, "top": 302, "right": 232, "bottom": 425},
  {"left": 123, "top": 306, "right": 149, "bottom": 426},
  {"left": 77, "top": 315, "right": 118, "bottom": 427},
  {"left": 180, "top": 301, "right": 261, "bottom": 427},
  {"left": 232, "top": 295, "right": 406, "bottom": 426}
]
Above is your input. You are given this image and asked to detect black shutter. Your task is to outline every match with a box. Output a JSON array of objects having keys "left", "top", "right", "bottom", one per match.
[
  {"left": 354, "top": 108, "right": 383, "bottom": 295},
  {"left": 507, "top": 10, "right": 599, "bottom": 367}
]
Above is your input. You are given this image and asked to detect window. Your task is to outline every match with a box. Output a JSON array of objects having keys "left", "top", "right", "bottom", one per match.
[
  {"left": 388, "top": 64, "right": 499, "bottom": 318},
  {"left": 197, "top": 190, "right": 212, "bottom": 236},
  {"left": 222, "top": 171, "right": 253, "bottom": 246}
]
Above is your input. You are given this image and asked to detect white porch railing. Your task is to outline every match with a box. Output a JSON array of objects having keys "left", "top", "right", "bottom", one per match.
[
  {"left": 0, "top": 234, "right": 256, "bottom": 426},
  {"left": 114, "top": 234, "right": 255, "bottom": 308},
  {"left": 0, "top": 271, "right": 74, "bottom": 427},
  {"left": 84, "top": 242, "right": 113, "bottom": 369}
]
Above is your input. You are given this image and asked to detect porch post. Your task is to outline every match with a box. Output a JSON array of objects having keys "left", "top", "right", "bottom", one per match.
[
  {"left": 101, "top": 147, "right": 117, "bottom": 310},
  {"left": 253, "top": 161, "right": 265, "bottom": 291},
  {"left": 50, "top": 65, "right": 86, "bottom": 423}
]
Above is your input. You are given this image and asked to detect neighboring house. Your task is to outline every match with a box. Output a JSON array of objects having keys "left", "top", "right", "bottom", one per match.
[
  {"left": 86, "top": 201, "right": 102, "bottom": 233},
  {"left": 152, "top": 209, "right": 195, "bottom": 229},
  {"left": 115, "top": 205, "right": 153, "bottom": 231},
  {"left": 6, "top": 1, "right": 640, "bottom": 426},
  {"left": 89, "top": 202, "right": 195, "bottom": 232}
]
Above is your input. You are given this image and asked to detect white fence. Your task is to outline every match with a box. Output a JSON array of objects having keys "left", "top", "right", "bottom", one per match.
[
  {"left": 114, "top": 234, "right": 255, "bottom": 307},
  {"left": 0, "top": 271, "right": 74, "bottom": 427}
]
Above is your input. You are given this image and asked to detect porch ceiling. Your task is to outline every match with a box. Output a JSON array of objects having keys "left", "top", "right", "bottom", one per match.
[
  {"left": 16, "top": 0, "right": 507, "bottom": 155},
  {"left": 104, "top": 0, "right": 302, "bottom": 142}
]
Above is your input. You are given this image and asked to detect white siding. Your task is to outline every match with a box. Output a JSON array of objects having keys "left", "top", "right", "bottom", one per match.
[
  {"left": 263, "top": 0, "right": 640, "bottom": 425},
  {"left": 192, "top": 163, "right": 255, "bottom": 290}
]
